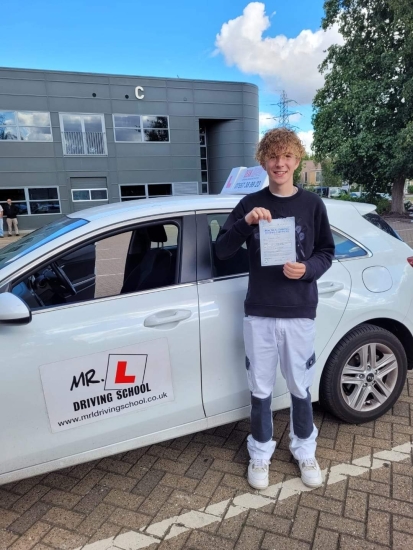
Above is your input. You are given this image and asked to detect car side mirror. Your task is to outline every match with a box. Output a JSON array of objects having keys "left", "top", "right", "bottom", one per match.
[{"left": 0, "top": 292, "right": 32, "bottom": 324}]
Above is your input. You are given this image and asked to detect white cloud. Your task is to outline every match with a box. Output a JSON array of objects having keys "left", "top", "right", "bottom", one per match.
[
  {"left": 215, "top": 2, "right": 343, "bottom": 104},
  {"left": 298, "top": 130, "right": 314, "bottom": 153},
  {"left": 259, "top": 111, "right": 275, "bottom": 132}
]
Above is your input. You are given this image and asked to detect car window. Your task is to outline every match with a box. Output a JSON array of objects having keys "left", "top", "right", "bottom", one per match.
[
  {"left": 363, "top": 212, "right": 403, "bottom": 241},
  {"left": 207, "top": 213, "right": 249, "bottom": 278},
  {"left": 11, "top": 221, "right": 181, "bottom": 309},
  {"left": 333, "top": 230, "right": 367, "bottom": 260},
  {"left": 0, "top": 216, "right": 88, "bottom": 270}
]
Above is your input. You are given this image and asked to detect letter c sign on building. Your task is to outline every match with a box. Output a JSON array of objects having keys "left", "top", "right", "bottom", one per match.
[{"left": 135, "top": 86, "right": 145, "bottom": 100}]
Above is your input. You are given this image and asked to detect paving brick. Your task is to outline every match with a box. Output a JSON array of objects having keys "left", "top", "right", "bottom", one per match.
[
  {"left": 273, "top": 493, "right": 300, "bottom": 520},
  {"left": 139, "top": 485, "right": 173, "bottom": 516},
  {"left": 184, "top": 456, "right": 213, "bottom": 480},
  {"left": 210, "top": 459, "right": 247, "bottom": 476},
  {"left": 225, "top": 430, "right": 247, "bottom": 451},
  {"left": 344, "top": 489, "right": 368, "bottom": 521},
  {"left": 42, "top": 474, "right": 78, "bottom": 491},
  {"left": 246, "top": 509, "right": 291, "bottom": 535},
  {"left": 168, "top": 490, "right": 209, "bottom": 511},
  {"left": 370, "top": 464, "right": 391, "bottom": 484},
  {"left": 12, "top": 485, "right": 50, "bottom": 514},
  {"left": 339, "top": 535, "right": 390, "bottom": 549},
  {"left": 42, "top": 526, "right": 88, "bottom": 549},
  {"left": 392, "top": 473, "right": 413, "bottom": 502},
  {"left": 109, "top": 508, "right": 151, "bottom": 530},
  {"left": 133, "top": 469, "right": 165, "bottom": 497},
  {"left": 393, "top": 514, "right": 413, "bottom": 535},
  {"left": 235, "top": 525, "right": 264, "bottom": 550},
  {"left": 73, "top": 486, "right": 110, "bottom": 514},
  {"left": 185, "top": 530, "right": 235, "bottom": 549},
  {"left": 43, "top": 507, "right": 85, "bottom": 529},
  {"left": 66, "top": 461, "right": 98, "bottom": 480},
  {"left": 312, "top": 528, "right": 339, "bottom": 550},
  {"left": 221, "top": 473, "right": 251, "bottom": 492},
  {"left": 0, "top": 509, "right": 19, "bottom": 529},
  {"left": 323, "top": 479, "right": 347, "bottom": 501},
  {"left": 0, "top": 489, "right": 20, "bottom": 509},
  {"left": 319, "top": 512, "right": 365, "bottom": 537},
  {"left": 393, "top": 531, "right": 413, "bottom": 550},
  {"left": 262, "top": 532, "right": 310, "bottom": 550},
  {"left": 158, "top": 530, "right": 191, "bottom": 550},
  {"left": 319, "top": 421, "right": 339, "bottom": 439},
  {"left": 348, "top": 478, "right": 390, "bottom": 497},
  {"left": 315, "top": 448, "right": 352, "bottom": 462},
  {"left": 9, "top": 502, "right": 51, "bottom": 535},
  {"left": 374, "top": 422, "right": 392, "bottom": 440},
  {"left": 97, "top": 457, "right": 132, "bottom": 475},
  {"left": 99, "top": 472, "right": 137, "bottom": 492},
  {"left": 299, "top": 493, "right": 343, "bottom": 515},
  {"left": 194, "top": 469, "right": 223, "bottom": 498},
  {"left": 41, "top": 489, "right": 82, "bottom": 510},
  {"left": 0, "top": 529, "right": 18, "bottom": 550},
  {"left": 103, "top": 488, "right": 144, "bottom": 510},
  {"left": 71, "top": 470, "right": 106, "bottom": 496},
  {"left": 86, "top": 521, "right": 121, "bottom": 545},
  {"left": 153, "top": 459, "right": 190, "bottom": 477},
  {"left": 367, "top": 510, "right": 391, "bottom": 546},
  {"left": 12, "top": 477, "right": 45, "bottom": 496},
  {"left": 290, "top": 505, "right": 318, "bottom": 542},
  {"left": 354, "top": 436, "right": 393, "bottom": 450},
  {"left": 159, "top": 473, "right": 198, "bottom": 492},
  {"left": 217, "top": 510, "right": 248, "bottom": 540},
  {"left": 76, "top": 502, "right": 115, "bottom": 537},
  {"left": 9, "top": 521, "right": 51, "bottom": 550},
  {"left": 370, "top": 494, "right": 413, "bottom": 517}
]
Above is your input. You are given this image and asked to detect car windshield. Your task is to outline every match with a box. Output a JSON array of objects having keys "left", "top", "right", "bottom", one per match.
[{"left": 0, "top": 216, "right": 89, "bottom": 270}]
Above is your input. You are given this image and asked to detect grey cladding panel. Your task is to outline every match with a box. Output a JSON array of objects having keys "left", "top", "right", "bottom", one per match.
[
  {"left": 47, "top": 72, "right": 109, "bottom": 84},
  {"left": 0, "top": 157, "right": 56, "bottom": 172},
  {"left": 193, "top": 82, "right": 242, "bottom": 91},
  {"left": 0, "top": 172, "right": 58, "bottom": 186},
  {"left": 0, "top": 95, "right": 49, "bottom": 111},
  {"left": 169, "top": 116, "right": 197, "bottom": 130},
  {"left": 171, "top": 156, "right": 199, "bottom": 169},
  {"left": 110, "top": 100, "right": 168, "bottom": 114},
  {"left": 114, "top": 143, "right": 170, "bottom": 157},
  {"left": 0, "top": 143, "right": 55, "bottom": 158},
  {"left": 168, "top": 103, "right": 194, "bottom": 116},
  {"left": 167, "top": 88, "right": 193, "bottom": 102},
  {"left": 118, "top": 156, "right": 171, "bottom": 171},
  {"left": 49, "top": 97, "right": 112, "bottom": 113},
  {"left": 109, "top": 77, "right": 167, "bottom": 87},
  {"left": 169, "top": 143, "right": 199, "bottom": 156},
  {"left": 194, "top": 89, "right": 243, "bottom": 104},
  {"left": 0, "top": 79, "right": 47, "bottom": 96},
  {"left": 110, "top": 85, "right": 167, "bottom": 101},
  {"left": 167, "top": 129, "right": 198, "bottom": 143},
  {"left": 195, "top": 104, "right": 242, "bottom": 118},
  {"left": 47, "top": 81, "right": 110, "bottom": 99},
  {"left": 62, "top": 157, "right": 110, "bottom": 171}
]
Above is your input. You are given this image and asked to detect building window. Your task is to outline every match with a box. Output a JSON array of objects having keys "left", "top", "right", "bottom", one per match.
[
  {"left": 59, "top": 113, "right": 107, "bottom": 155},
  {"left": 315, "top": 171, "right": 322, "bottom": 183},
  {"left": 199, "top": 125, "right": 208, "bottom": 193},
  {"left": 0, "top": 111, "right": 52, "bottom": 142},
  {"left": 119, "top": 185, "right": 146, "bottom": 201},
  {"left": 71, "top": 189, "right": 108, "bottom": 202},
  {"left": 0, "top": 187, "right": 61, "bottom": 215},
  {"left": 113, "top": 115, "right": 169, "bottom": 143},
  {"left": 304, "top": 172, "right": 308, "bottom": 183}
]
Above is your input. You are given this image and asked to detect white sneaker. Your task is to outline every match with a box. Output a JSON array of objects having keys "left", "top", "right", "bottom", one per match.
[
  {"left": 248, "top": 459, "right": 270, "bottom": 490},
  {"left": 298, "top": 458, "right": 323, "bottom": 488}
]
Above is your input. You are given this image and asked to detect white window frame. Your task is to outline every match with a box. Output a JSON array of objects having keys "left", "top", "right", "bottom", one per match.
[
  {"left": 0, "top": 186, "right": 61, "bottom": 215},
  {"left": 112, "top": 114, "right": 170, "bottom": 143},
  {"left": 59, "top": 113, "right": 107, "bottom": 156},
  {"left": 0, "top": 110, "right": 53, "bottom": 142},
  {"left": 71, "top": 188, "right": 108, "bottom": 202}
]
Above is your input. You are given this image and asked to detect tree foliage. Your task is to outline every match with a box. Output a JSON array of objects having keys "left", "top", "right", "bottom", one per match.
[{"left": 312, "top": 0, "right": 413, "bottom": 213}]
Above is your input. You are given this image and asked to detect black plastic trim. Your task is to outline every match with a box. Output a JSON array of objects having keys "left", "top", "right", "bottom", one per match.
[{"left": 195, "top": 213, "right": 213, "bottom": 281}]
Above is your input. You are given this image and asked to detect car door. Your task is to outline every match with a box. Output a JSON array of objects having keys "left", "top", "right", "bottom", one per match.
[
  {"left": 0, "top": 213, "right": 204, "bottom": 479},
  {"left": 197, "top": 211, "right": 352, "bottom": 418}
]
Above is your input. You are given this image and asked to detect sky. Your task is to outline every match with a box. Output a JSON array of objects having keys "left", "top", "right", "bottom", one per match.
[{"left": 1, "top": 1, "right": 340, "bottom": 151}]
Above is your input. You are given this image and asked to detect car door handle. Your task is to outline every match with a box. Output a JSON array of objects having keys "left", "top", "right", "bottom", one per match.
[
  {"left": 144, "top": 309, "right": 192, "bottom": 328},
  {"left": 317, "top": 281, "right": 345, "bottom": 295}
]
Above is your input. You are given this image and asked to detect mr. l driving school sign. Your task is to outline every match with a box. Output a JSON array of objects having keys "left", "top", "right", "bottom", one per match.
[{"left": 40, "top": 338, "right": 174, "bottom": 432}]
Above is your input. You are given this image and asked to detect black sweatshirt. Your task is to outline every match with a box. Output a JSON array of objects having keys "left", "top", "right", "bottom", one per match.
[{"left": 215, "top": 187, "right": 335, "bottom": 319}]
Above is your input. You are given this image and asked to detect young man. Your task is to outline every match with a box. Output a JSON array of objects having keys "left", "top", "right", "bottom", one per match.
[
  {"left": 4, "top": 199, "right": 19, "bottom": 237},
  {"left": 215, "top": 128, "right": 335, "bottom": 489}
]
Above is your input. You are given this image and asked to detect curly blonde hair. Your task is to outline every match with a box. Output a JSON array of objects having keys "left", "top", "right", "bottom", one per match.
[{"left": 256, "top": 127, "right": 306, "bottom": 164}]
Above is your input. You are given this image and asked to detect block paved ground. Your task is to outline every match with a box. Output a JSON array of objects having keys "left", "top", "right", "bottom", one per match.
[{"left": 1, "top": 372, "right": 413, "bottom": 550}]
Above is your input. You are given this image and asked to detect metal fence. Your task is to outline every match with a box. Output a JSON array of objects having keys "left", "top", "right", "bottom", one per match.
[{"left": 61, "top": 131, "right": 107, "bottom": 155}]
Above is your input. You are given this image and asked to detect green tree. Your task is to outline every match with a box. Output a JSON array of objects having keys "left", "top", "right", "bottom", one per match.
[
  {"left": 313, "top": 0, "right": 413, "bottom": 213},
  {"left": 320, "top": 158, "right": 342, "bottom": 187}
]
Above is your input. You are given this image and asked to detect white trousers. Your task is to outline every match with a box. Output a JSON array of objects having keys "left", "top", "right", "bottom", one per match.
[
  {"left": 6, "top": 218, "right": 18, "bottom": 234},
  {"left": 243, "top": 316, "right": 318, "bottom": 461}
]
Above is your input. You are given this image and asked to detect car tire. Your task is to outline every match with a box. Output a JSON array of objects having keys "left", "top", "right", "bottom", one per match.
[{"left": 319, "top": 323, "right": 407, "bottom": 424}]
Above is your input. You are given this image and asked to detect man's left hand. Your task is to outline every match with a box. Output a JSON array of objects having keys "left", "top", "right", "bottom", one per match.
[{"left": 283, "top": 262, "right": 306, "bottom": 279}]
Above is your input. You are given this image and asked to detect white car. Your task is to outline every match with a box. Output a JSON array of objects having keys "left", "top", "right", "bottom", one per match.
[{"left": 1, "top": 195, "right": 412, "bottom": 485}]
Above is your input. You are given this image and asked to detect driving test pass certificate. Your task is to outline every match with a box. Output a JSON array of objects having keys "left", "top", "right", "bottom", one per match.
[{"left": 259, "top": 217, "right": 296, "bottom": 266}]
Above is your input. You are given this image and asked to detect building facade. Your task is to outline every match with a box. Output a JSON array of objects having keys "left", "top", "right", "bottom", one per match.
[
  {"left": 300, "top": 160, "right": 322, "bottom": 186},
  {"left": 0, "top": 67, "right": 259, "bottom": 229}
]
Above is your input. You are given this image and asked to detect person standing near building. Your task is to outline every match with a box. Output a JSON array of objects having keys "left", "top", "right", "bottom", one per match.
[
  {"left": 0, "top": 204, "right": 3, "bottom": 238},
  {"left": 215, "top": 128, "right": 335, "bottom": 489},
  {"left": 4, "top": 199, "right": 19, "bottom": 237}
]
